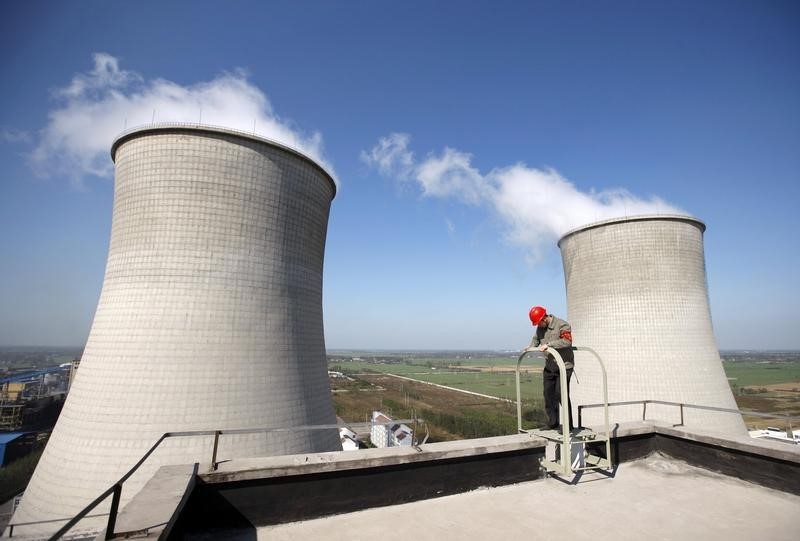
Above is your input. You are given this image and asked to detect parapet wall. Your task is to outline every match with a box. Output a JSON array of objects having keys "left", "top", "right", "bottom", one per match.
[{"left": 175, "top": 424, "right": 800, "bottom": 537}]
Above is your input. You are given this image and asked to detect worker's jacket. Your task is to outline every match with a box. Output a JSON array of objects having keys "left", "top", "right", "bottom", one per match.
[{"left": 529, "top": 315, "right": 574, "bottom": 370}]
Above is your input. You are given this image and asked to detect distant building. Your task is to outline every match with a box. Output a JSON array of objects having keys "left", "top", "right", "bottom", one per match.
[
  {"left": 1, "top": 382, "right": 28, "bottom": 402},
  {"left": 339, "top": 427, "right": 359, "bottom": 451},
  {"left": 0, "top": 404, "right": 24, "bottom": 432},
  {"left": 328, "top": 371, "right": 351, "bottom": 380},
  {"left": 370, "top": 411, "right": 413, "bottom": 448},
  {"left": 0, "top": 432, "right": 35, "bottom": 467},
  {"left": 749, "top": 427, "right": 799, "bottom": 445}
]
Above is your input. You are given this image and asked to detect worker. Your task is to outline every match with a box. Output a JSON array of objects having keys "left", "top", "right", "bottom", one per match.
[{"left": 525, "top": 306, "right": 575, "bottom": 430}]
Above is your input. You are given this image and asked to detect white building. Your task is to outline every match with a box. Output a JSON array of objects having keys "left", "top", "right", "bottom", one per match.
[
  {"left": 371, "top": 411, "right": 413, "bottom": 448},
  {"left": 339, "top": 427, "right": 360, "bottom": 451},
  {"left": 749, "top": 427, "right": 799, "bottom": 445}
]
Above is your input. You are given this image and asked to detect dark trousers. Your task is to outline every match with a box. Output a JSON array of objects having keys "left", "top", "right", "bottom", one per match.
[{"left": 543, "top": 367, "right": 573, "bottom": 429}]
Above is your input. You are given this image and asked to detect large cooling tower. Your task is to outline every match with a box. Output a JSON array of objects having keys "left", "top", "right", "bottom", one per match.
[
  {"left": 558, "top": 215, "right": 746, "bottom": 436},
  {"left": 12, "top": 125, "right": 341, "bottom": 535}
]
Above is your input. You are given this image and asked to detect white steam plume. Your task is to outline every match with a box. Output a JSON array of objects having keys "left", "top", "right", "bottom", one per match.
[
  {"left": 362, "top": 132, "right": 684, "bottom": 262},
  {"left": 30, "top": 53, "right": 333, "bottom": 186}
]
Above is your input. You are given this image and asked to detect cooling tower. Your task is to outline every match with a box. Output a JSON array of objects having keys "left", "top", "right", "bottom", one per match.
[
  {"left": 558, "top": 215, "right": 746, "bottom": 436},
  {"left": 12, "top": 125, "right": 341, "bottom": 535}
]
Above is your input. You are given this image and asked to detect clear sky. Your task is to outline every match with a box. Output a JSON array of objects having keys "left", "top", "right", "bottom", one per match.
[{"left": 1, "top": 1, "right": 798, "bottom": 350}]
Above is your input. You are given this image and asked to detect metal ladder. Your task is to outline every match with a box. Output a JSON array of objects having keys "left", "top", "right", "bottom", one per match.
[{"left": 515, "top": 346, "right": 613, "bottom": 476}]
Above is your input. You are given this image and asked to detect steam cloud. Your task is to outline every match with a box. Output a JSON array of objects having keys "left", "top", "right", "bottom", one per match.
[
  {"left": 362, "top": 133, "right": 684, "bottom": 262},
  {"left": 29, "top": 53, "right": 333, "bottom": 186}
]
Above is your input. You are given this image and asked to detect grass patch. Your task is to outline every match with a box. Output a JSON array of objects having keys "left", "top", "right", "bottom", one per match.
[{"left": 723, "top": 361, "right": 800, "bottom": 387}]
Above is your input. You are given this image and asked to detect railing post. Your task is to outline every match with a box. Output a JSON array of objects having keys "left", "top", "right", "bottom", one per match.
[
  {"left": 104, "top": 484, "right": 122, "bottom": 540},
  {"left": 642, "top": 401, "right": 647, "bottom": 421},
  {"left": 515, "top": 351, "right": 526, "bottom": 433},
  {"left": 211, "top": 430, "right": 221, "bottom": 471},
  {"left": 8, "top": 524, "right": 13, "bottom": 537},
  {"left": 680, "top": 403, "right": 685, "bottom": 426},
  {"left": 577, "top": 405, "right": 583, "bottom": 428}
]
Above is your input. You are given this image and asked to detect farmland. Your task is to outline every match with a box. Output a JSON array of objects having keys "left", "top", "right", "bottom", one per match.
[
  {"left": 329, "top": 353, "right": 549, "bottom": 441},
  {"left": 329, "top": 351, "right": 800, "bottom": 438},
  {"left": 329, "top": 359, "right": 545, "bottom": 402},
  {"left": 721, "top": 353, "right": 800, "bottom": 428}
]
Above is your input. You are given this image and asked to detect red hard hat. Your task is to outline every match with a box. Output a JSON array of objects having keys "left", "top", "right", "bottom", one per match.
[{"left": 529, "top": 306, "right": 547, "bottom": 326}]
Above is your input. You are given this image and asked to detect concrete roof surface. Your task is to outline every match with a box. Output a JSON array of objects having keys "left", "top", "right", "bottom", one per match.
[{"left": 255, "top": 452, "right": 799, "bottom": 541}]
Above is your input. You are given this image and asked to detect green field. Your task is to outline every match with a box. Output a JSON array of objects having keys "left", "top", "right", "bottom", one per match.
[
  {"left": 331, "top": 355, "right": 800, "bottom": 434},
  {"left": 330, "top": 360, "right": 544, "bottom": 402},
  {"left": 722, "top": 361, "right": 800, "bottom": 388},
  {"left": 331, "top": 357, "right": 800, "bottom": 405},
  {"left": 406, "top": 371, "right": 542, "bottom": 402},
  {"left": 412, "top": 356, "right": 536, "bottom": 368}
]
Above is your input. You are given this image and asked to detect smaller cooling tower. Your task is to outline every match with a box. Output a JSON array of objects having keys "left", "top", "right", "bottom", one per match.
[{"left": 558, "top": 215, "right": 745, "bottom": 436}]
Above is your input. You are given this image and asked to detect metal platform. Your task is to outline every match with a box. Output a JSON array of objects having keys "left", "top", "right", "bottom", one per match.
[
  {"left": 516, "top": 346, "right": 613, "bottom": 475},
  {"left": 527, "top": 427, "right": 605, "bottom": 442}
]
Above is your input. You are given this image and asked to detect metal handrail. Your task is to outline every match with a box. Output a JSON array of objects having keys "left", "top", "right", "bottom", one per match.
[
  {"left": 7, "top": 418, "right": 426, "bottom": 540},
  {"left": 577, "top": 399, "right": 796, "bottom": 434},
  {"left": 515, "top": 345, "right": 612, "bottom": 476}
]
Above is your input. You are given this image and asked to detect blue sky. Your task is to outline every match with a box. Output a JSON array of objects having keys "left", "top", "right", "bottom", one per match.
[{"left": 1, "top": 1, "right": 798, "bottom": 350}]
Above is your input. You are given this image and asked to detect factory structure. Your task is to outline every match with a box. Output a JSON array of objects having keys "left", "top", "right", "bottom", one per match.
[
  {"left": 0, "top": 362, "right": 75, "bottom": 433},
  {"left": 6, "top": 125, "right": 762, "bottom": 537},
  {"left": 11, "top": 125, "right": 341, "bottom": 534},
  {"left": 558, "top": 215, "right": 746, "bottom": 436}
]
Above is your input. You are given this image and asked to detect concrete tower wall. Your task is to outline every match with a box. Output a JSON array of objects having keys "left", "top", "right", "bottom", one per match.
[
  {"left": 558, "top": 215, "right": 745, "bottom": 436},
  {"left": 13, "top": 126, "right": 340, "bottom": 535}
]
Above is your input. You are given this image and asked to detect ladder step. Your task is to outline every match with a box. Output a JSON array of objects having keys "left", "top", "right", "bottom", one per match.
[
  {"left": 540, "top": 459, "right": 571, "bottom": 475},
  {"left": 574, "top": 434, "right": 609, "bottom": 442},
  {"left": 584, "top": 454, "right": 610, "bottom": 468},
  {"left": 528, "top": 428, "right": 610, "bottom": 443}
]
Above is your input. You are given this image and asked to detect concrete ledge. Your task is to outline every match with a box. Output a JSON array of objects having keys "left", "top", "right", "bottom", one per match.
[
  {"left": 179, "top": 434, "right": 549, "bottom": 536},
  {"left": 653, "top": 422, "right": 800, "bottom": 463},
  {"left": 202, "top": 432, "right": 547, "bottom": 484},
  {"left": 649, "top": 423, "right": 800, "bottom": 495},
  {"left": 138, "top": 423, "right": 800, "bottom": 538},
  {"left": 582, "top": 421, "right": 800, "bottom": 495},
  {"left": 104, "top": 463, "right": 197, "bottom": 540}
]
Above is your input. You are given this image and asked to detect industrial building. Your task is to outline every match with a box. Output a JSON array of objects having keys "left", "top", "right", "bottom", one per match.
[
  {"left": 558, "top": 215, "right": 746, "bottom": 436},
  {"left": 0, "top": 433, "right": 36, "bottom": 468},
  {"left": 5, "top": 126, "right": 795, "bottom": 538},
  {"left": 10, "top": 124, "right": 341, "bottom": 536},
  {"left": 0, "top": 366, "right": 70, "bottom": 432}
]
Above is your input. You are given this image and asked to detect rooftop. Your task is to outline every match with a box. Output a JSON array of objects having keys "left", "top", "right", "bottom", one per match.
[
  {"left": 256, "top": 453, "right": 798, "bottom": 541},
  {"left": 8, "top": 421, "right": 799, "bottom": 540},
  {"left": 172, "top": 422, "right": 800, "bottom": 540}
]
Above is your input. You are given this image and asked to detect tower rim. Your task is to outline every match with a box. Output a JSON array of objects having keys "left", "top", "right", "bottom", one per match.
[
  {"left": 110, "top": 122, "right": 337, "bottom": 199},
  {"left": 557, "top": 214, "right": 705, "bottom": 248}
]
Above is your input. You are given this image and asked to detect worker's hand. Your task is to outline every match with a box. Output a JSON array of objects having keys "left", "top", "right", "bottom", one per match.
[{"left": 537, "top": 343, "right": 549, "bottom": 352}]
